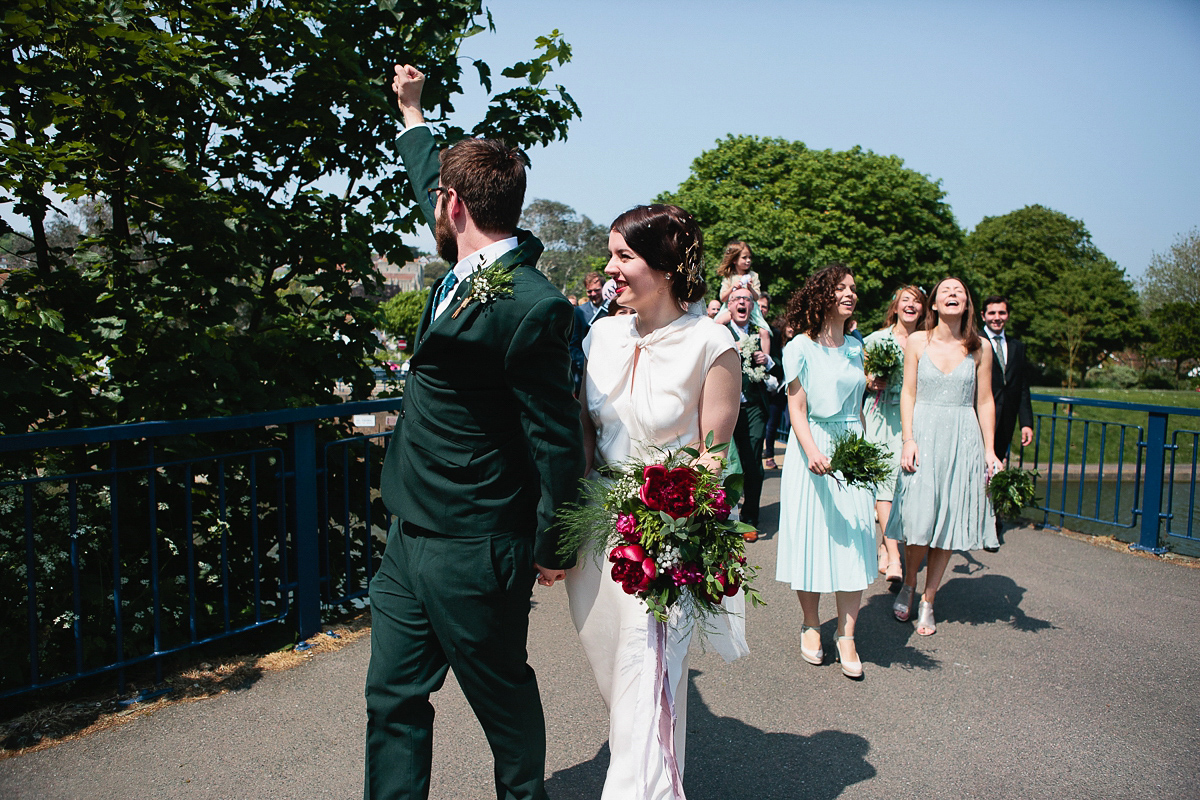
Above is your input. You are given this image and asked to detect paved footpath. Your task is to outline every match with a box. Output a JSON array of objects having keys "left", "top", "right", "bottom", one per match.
[{"left": 3, "top": 469, "right": 1198, "bottom": 800}]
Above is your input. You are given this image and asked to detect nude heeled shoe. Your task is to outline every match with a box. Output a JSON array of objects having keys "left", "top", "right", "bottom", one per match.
[
  {"left": 799, "top": 625, "right": 823, "bottom": 665},
  {"left": 835, "top": 635, "right": 863, "bottom": 679}
]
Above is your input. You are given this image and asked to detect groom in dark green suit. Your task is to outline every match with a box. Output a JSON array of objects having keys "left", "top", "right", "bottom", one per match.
[{"left": 365, "top": 64, "right": 584, "bottom": 800}]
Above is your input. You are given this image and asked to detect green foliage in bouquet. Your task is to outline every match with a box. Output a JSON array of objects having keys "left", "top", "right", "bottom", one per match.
[
  {"left": 862, "top": 339, "right": 905, "bottom": 384},
  {"left": 988, "top": 467, "right": 1039, "bottom": 520},
  {"left": 556, "top": 433, "right": 765, "bottom": 624},
  {"left": 828, "top": 432, "right": 892, "bottom": 489}
]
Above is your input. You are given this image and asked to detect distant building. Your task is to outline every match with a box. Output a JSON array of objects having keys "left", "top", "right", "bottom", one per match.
[{"left": 372, "top": 254, "right": 424, "bottom": 298}]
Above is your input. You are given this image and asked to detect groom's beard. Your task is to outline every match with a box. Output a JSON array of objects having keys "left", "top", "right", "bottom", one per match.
[{"left": 435, "top": 203, "right": 458, "bottom": 264}]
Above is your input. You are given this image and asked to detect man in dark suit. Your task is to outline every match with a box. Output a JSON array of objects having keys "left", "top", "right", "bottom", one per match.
[
  {"left": 982, "top": 296, "right": 1034, "bottom": 462},
  {"left": 580, "top": 270, "right": 609, "bottom": 328},
  {"left": 726, "top": 286, "right": 774, "bottom": 542},
  {"left": 366, "top": 64, "right": 584, "bottom": 800}
]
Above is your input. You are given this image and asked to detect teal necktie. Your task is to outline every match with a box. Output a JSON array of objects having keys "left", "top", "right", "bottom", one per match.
[{"left": 433, "top": 271, "right": 459, "bottom": 315}]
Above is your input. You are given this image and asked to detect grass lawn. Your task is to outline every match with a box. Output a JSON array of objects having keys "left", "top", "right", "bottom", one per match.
[{"left": 1009, "top": 387, "right": 1200, "bottom": 468}]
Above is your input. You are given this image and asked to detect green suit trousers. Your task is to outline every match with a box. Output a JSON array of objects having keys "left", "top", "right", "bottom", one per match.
[{"left": 364, "top": 523, "right": 548, "bottom": 800}]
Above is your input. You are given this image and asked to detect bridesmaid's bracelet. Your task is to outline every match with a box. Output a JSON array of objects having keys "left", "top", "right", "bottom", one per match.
[{"left": 903, "top": 438, "right": 915, "bottom": 444}]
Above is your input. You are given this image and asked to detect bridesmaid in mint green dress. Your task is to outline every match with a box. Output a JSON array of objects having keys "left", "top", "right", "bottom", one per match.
[
  {"left": 776, "top": 264, "right": 876, "bottom": 680},
  {"left": 861, "top": 286, "right": 926, "bottom": 584}
]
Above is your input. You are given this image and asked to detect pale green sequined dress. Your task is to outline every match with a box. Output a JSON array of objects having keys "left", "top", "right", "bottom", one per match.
[{"left": 885, "top": 354, "right": 998, "bottom": 550}]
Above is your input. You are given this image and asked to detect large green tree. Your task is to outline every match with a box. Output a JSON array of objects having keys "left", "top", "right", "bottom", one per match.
[
  {"left": 659, "top": 135, "right": 964, "bottom": 329},
  {"left": 0, "top": 0, "right": 579, "bottom": 435},
  {"left": 961, "top": 205, "right": 1148, "bottom": 386},
  {"left": 1139, "top": 229, "right": 1200, "bottom": 381},
  {"left": 1145, "top": 302, "right": 1200, "bottom": 381}
]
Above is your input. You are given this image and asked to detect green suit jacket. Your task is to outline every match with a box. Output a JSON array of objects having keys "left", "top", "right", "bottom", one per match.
[{"left": 380, "top": 126, "right": 584, "bottom": 569}]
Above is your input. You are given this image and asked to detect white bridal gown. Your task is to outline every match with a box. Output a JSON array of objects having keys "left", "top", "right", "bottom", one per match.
[{"left": 565, "top": 311, "right": 749, "bottom": 800}]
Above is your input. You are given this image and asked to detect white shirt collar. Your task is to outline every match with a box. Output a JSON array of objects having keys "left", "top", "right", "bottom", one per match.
[{"left": 453, "top": 236, "right": 519, "bottom": 281}]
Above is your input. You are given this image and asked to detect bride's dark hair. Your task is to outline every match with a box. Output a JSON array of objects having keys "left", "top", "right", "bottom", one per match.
[{"left": 610, "top": 204, "right": 706, "bottom": 304}]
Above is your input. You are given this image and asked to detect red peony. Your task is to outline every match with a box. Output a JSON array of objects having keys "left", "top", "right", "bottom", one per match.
[
  {"left": 609, "top": 544, "right": 657, "bottom": 594},
  {"left": 639, "top": 465, "right": 698, "bottom": 519}
]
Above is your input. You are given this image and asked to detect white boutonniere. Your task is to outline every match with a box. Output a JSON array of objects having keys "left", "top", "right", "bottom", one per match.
[
  {"left": 451, "top": 261, "right": 515, "bottom": 319},
  {"left": 739, "top": 335, "right": 767, "bottom": 383}
]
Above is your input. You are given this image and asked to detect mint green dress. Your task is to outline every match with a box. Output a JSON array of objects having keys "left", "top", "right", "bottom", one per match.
[{"left": 776, "top": 334, "right": 877, "bottom": 592}]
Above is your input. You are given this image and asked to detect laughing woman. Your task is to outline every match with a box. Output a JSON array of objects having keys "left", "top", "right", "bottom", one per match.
[
  {"left": 775, "top": 263, "right": 876, "bottom": 680},
  {"left": 885, "top": 277, "right": 1003, "bottom": 636},
  {"left": 862, "top": 286, "right": 926, "bottom": 583}
]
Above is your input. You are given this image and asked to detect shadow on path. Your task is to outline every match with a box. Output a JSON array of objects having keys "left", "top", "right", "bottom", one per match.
[
  {"left": 848, "top": 565, "right": 1053, "bottom": 671},
  {"left": 935, "top": 573, "right": 1055, "bottom": 633},
  {"left": 546, "top": 669, "right": 874, "bottom": 800}
]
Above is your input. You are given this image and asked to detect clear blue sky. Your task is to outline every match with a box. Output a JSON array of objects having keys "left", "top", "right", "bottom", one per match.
[{"left": 410, "top": 0, "right": 1200, "bottom": 280}]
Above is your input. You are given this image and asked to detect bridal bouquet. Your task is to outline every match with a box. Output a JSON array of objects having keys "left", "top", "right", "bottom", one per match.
[
  {"left": 558, "top": 435, "right": 765, "bottom": 623},
  {"left": 827, "top": 432, "right": 892, "bottom": 489}
]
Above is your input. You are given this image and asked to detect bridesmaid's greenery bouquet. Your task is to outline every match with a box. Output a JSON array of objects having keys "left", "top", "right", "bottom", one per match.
[
  {"left": 862, "top": 339, "right": 904, "bottom": 385},
  {"left": 558, "top": 433, "right": 765, "bottom": 622},
  {"left": 987, "top": 467, "right": 1039, "bottom": 520},
  {"left": 828, "top": 432, "right": 892, "bottom": 489}
]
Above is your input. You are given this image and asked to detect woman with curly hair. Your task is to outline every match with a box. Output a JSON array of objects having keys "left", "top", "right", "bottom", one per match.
[
  {"left": 862, "top": 285, "right": 927, "bottom": 583},
  {"left": 775, "top": 263, "right": 876, "bottom": 679},
  {"left": 885, "top": 277, "right": 1002, "bottom": 636}
]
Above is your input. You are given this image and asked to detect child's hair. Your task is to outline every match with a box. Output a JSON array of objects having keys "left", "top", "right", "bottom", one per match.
[{"left": 716, "top": 240, "right": 751, "bottom": 279}]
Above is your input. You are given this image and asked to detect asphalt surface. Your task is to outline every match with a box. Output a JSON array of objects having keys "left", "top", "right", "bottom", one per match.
[{"left": 2, "top": 465, "right": 1198, "bottom": 800}]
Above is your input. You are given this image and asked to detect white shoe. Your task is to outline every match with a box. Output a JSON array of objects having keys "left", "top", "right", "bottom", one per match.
[{"left": 799, "top": 625, "right": 823, "bottom": 665}]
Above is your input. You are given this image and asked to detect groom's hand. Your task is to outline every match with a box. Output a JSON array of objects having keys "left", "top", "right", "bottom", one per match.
[
  {"left": 534, "top": 563, "right": 566, "bottom": 587},
  {"left": 392, "top": 64, "right": 426, "bottom": 128}
]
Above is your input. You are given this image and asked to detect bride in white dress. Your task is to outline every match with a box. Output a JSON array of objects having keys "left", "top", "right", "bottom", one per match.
[{"left": 565, "top": 204, "right": 745, "bottom": 800}]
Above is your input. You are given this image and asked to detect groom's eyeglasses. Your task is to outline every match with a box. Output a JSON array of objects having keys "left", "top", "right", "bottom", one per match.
[{"left": 427, "top": 186, "right": 449, "bottom": 207}]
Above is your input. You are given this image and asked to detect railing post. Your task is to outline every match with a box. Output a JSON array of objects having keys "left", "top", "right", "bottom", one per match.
[
  {"left": 290, "top": 421, "right": 322, "bottom": 637},
  {"left": 1133, "top": 411, "right": 1169, "bottom": 554}
]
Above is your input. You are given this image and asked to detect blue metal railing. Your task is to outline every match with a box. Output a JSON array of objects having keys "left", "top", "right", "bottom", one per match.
[
  {"left": 3, "top": 392, "right": 1194, "bottom": 698},
  {"left": 1017, "top": 394, "right": 1200, "bottom": 554},
  {"left": 0, "top": 399, "right": 400, "bottom": 699}
]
